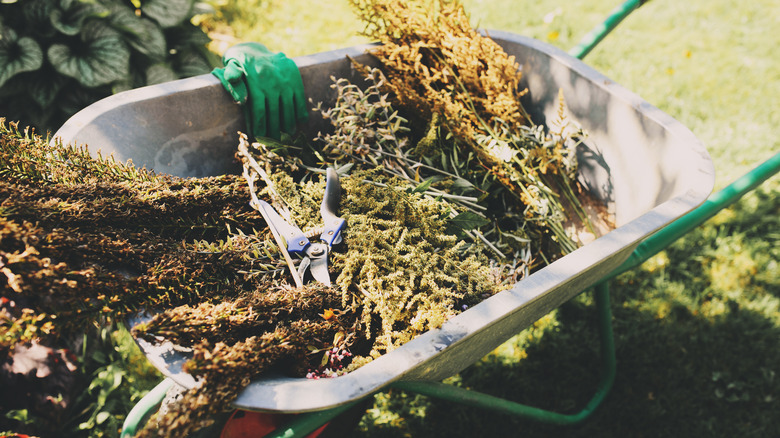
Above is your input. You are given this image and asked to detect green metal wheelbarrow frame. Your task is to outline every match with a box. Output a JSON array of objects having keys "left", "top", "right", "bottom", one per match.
[{"left": 121, "top": 1, "right": 780, "bottom": 435}]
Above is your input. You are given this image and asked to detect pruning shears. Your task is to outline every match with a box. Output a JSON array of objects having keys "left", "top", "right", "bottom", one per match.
[{"left": 250, "top": 168, "right": 346, "bottom": 287}]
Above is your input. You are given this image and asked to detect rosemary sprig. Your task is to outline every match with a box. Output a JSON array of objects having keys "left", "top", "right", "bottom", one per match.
[{"left": 237, "top": 134, "right": 305, "bottom": 287}]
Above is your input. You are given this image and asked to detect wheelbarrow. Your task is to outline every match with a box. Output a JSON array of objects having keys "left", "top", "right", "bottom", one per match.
[{"left": 52, "top": 0, "right": 779, "bottom": 436}]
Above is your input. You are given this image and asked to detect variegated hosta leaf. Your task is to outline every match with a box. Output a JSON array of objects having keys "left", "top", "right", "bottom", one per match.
[
  {"left": 56, "top": 82, "right": 109, "bottom": 116},
  {"left": 0, "top": 27, "right": 44, "bottom": 88},
  {"left": 47, "top": 21, "right": 130, "bottom": 87},
  {"left": 109, "top": 9, "right": 167, "bottom": 60},
  {"left": 23, "top": 0, "right": 58, "bottom": 38},
  {"left": 111, "top": 78, "right": 134, "bottom": 94},
  {"left": 145, "top": 63, "right": 178, "bottom": 85},
  {"left": 164, "top": 23, "right": 211, "bottom": 51},
  {"left": 19, "top": 66, "right": 69, "bottom": 107},
  {"left": 50, "top": 0, "right": 109, "bottom": 36},
  {"left": 141, "top": 0, "right": 195, "bottom": 28},
  {"left": 172, "top": 49, "right": 212, "bottom": 78}
]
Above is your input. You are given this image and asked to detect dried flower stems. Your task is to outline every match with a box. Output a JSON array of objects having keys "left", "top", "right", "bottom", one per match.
[
  {"left": 347, "top": 0, "right": 594, "bottom": 259},
  {"left": 316, "top": 69, "right": 485, "bottom": 212},
  {"left": 0, "top": 120, "right": 272, "bottom": 347}
]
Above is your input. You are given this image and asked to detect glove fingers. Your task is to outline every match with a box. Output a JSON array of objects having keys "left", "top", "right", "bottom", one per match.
[
  {"left": 218, "top": 44, "right": 306, "bottom": 140},
  {"left": 212, "top": 67, "right": 248, "bottom": 104},
  {"left": 265, "top": 93, "right": 282, "bottom": 140},
  {"left": 223, "top": 60, "right": 245, "bottom": 82},
  {"left": 294, "top": 89, "right": 309, "bottom": 123},
  {"left": 249, "top": 90, "right": 267, "bottom": 139},
  {"left": 280, "top": 91, "right": 297, "bottom": 135},
  {"left": 284, "top": 60, "right": 308, "bottom": 122}
]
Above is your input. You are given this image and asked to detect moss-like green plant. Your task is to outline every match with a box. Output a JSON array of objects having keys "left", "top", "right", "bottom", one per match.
[{"left": 0, "top": 0, "right": 218, "bottom": 134}]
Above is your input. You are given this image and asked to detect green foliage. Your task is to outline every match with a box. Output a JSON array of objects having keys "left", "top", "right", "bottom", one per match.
[
  {"left": 0, "top": 118, "right": 158, "bottom": 185},
  {"left": 0, "top": 0, "right": 219, "bottom": 134},
  {"left": 0, "top": 324, "right": 161, "bottom": 438},
  {"left": 69, "top": 326, "right": 162, "bottom": 438}
]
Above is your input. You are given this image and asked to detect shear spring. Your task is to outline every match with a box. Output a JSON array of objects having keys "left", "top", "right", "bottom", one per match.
[{"left": 304, "top": 227, "right": 324, "bottom": 240}]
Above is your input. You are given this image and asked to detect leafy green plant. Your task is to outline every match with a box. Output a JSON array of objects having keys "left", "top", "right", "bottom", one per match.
[
  {"left": 0, "top": 322, "right": 161, "bottom": 437},
  {"left": 68, "top": 325, "right": 162, "bottom": 438},
  {"left": 0, "top": 0, "right": 219, "bottom": 134}
]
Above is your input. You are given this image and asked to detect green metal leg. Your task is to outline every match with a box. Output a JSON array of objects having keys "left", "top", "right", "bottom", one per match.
[
  {"left": 121, "top": 378, "right": 174, "bottom": 438},
  {"left": 119, "top": 378, "right": 359, "bottom": 438},
  {"left": 610, "top": 151, "right": 780, "bottom": 278},
  {"left": 392, "top": 281, "right": 616, "bottom": 425},
  {"left": 257, "top": 400, "right": 362, "bottom": 438},
  {"left": 569, "top": 0, "right": 650, "bottom": 59}
]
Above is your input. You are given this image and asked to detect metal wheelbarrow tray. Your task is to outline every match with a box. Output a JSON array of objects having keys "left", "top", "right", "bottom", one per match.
[{"left": 54, "top": 31, "right": 714, "bottom": 413}]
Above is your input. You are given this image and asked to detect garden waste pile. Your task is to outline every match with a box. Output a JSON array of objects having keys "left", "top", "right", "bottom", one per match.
[{"left": 0, "top": 0, "right": 611, "bottom": 436}]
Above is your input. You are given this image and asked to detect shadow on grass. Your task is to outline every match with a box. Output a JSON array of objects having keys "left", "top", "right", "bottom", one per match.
[
  {"left": 350, "top": 301, "right": 779, "bottom": 438},
  {"left": 352, "top": 180, "right": 779, "bottom": 438}
]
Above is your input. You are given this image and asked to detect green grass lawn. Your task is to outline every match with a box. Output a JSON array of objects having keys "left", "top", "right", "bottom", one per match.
[{"left": 202, "top": 1, "right": 779, "bottom": 436}]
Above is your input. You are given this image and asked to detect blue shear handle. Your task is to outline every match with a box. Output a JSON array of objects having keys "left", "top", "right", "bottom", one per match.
[
  {"left": 254, "top": 199, "right": 310, "bottom": 254},
  {"left": 321, "top": 217, "right": 346, "bottom": 247}
]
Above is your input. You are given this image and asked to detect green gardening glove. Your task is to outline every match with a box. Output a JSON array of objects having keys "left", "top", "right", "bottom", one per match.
[{"left": 212, "top": 42, "right": 308, "bottom": 140}]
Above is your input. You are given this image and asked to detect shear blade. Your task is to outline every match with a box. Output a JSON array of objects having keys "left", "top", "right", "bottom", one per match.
[
  {"left": 297, "top": 244, "right": 332, "bottom": 286},
  {"left": 297, "top": 257, "right": 311, "bottom": 283},
  {"left": 309, "top": 255, "right": 331, "bottom": 286}
]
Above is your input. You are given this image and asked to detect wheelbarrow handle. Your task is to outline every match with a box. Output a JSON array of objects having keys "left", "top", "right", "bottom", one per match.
[
  {"left": 569, "top": 0, "right": 651, "bottom": 60},
  {"left": 610, "top": 151, "right": 780, "bottom": 278},
  {"left": 120, "top": 378, "right": 174, "bottom": 438}
]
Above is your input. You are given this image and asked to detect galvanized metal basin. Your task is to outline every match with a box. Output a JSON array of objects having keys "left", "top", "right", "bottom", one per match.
[{"left": 54, "top": 31, "right": 714, "bottom": 413}]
